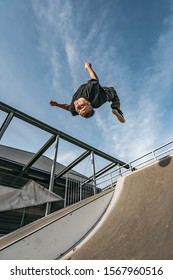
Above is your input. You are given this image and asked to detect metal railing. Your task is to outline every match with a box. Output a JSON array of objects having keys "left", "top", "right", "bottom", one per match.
[
  {"left": 95, "top": 139, "right": 173, "bottom": 190},
  {"left": 59, "top": 138, "right": 173, "bottom": 208}
]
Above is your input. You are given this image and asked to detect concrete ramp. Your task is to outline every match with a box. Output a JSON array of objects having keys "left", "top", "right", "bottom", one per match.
[
  {"left": 0, "top": 188, "right": 114, "bottom": 259},
  {"left": 63, "top": 155, "right": 173, "bottom": 260}
]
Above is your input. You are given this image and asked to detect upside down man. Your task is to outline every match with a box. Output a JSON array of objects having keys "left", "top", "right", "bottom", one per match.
[{"left": 49, "top": 62, "right": 125, "bottom": 123}]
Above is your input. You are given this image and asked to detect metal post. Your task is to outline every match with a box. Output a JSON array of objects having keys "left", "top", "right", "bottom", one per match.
[
  {"left": 110, "top": 172, "right": 113, "bottom": 188},
  {"left": 45, "top": 134, "right": 59, "bottom": 216},
  {"left": 91, "top": 151, "right": 96, "bottom": 195},
  {"left": 129, "top": 163, "right": 132, "bottom": 172},
  {"left": 79, "top": 178, "right": 82, "bottom": 201},
  {"left": 118, "top": 163, "right": 122, "bottom": 177},
  {"left": 64, "top": 173, "right": 68, "bottom": 208},
  {"left": 152, "top": 150, "right": 157, "bottom": 161}
]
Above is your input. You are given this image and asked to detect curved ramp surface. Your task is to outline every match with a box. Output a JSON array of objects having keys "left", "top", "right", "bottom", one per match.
[
  {"left": 63, "top": 155, "right": 173, "bottom": 260},
  {"left": 0, "top": 188, "right": 114, "bottom": 259}
]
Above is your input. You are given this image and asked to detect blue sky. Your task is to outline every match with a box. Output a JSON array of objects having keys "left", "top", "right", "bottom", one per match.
[{"left": 0, "top": 0, "right": 173, "bottom": 173}]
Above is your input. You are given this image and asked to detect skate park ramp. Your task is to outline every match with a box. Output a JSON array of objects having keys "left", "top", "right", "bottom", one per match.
[
  {"left": 0, "top": 188, "right": 115, "bottom": 260},
  {"left": 62, "top": 155, "right": 173, "bottom": 260}
]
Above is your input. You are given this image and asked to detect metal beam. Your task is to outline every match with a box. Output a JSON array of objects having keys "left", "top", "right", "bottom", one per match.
[
  {"left": 91, "top": 151, "right": 96, "bottom": 194},
  {"left": 55, "top": 150, "right": 91, "bottom": 181},
  {"left": 19, "top": 135, "right": 57, "bottom": 177},
  {"left": 0, "top": 101, "right": 130, "bottom": 169},
  {"left": 82, "top": 162, "right": 117, "bottom": 185},
  {"left": 45, "top": 134, "right": 60, "bottom": 216},
  {"left": 0, "top": 112, "right": 14, "bottom": 140}
]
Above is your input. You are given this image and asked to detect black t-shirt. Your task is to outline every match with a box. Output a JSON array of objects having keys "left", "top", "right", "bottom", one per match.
[{"left": 69, "top": 80, "right": 107, "bottom": 116}]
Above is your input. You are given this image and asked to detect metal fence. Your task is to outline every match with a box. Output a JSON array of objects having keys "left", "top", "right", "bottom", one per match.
[
  {"left": 64, "top": 176, "right": 95, "bottom": 207},
  {"left": 61, "top": 139, "right": 173, "bottom": 206},
  {"left": 95, "top": 139, "right": 173, "bottom": 191}
]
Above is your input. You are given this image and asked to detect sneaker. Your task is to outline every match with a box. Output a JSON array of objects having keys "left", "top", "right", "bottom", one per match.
[{"left": 112, "top": 107, "right": 125, "bottom": 123}]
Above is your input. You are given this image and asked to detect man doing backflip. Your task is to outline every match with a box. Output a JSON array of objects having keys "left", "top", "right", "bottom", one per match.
[{"left": 49, "top": 62, "right": 125, "bottom": 123}]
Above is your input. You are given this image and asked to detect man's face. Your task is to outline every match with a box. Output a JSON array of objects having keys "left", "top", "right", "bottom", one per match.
[{"left": 74, "top": 98, "right": 93, "bottom": 117}]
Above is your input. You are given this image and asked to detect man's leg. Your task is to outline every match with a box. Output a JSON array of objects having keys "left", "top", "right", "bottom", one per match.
[
  {"left": 112, "top": 107, "right": 125, "bottom": 123},
  {"left": 103, "top": 87, "right": 126, "bottom": 123}
]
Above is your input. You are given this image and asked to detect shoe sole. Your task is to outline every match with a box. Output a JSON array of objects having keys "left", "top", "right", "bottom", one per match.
[{"left": 112, "top": 109, "right": 125, "bottom": 123}]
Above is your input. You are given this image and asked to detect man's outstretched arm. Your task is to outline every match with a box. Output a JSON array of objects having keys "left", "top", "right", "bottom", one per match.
[
  {"left": 85, "top": 62, "right": 99, "bottom": 81},
  {"left": 49, "top": 100, "right": 70, "bottom": 111}
]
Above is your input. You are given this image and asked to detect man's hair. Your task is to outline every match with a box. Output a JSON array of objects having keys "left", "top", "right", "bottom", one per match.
[{"left": 83, "top": 109, "right": 95, "bottom": 118}]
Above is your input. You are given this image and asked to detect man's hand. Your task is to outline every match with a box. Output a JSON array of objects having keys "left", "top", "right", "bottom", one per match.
[
  {"left": 85, "top": 62, "right": 92, "bottom": 70},
  {"left": 49, "top": 100, "right": 58, "bottom": 106},
  {"left": 49, "top": 100, "right": 70, "bottom": 111},
  {"left": 84, "top": 62, "right": 99, "bottom": 81}
]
